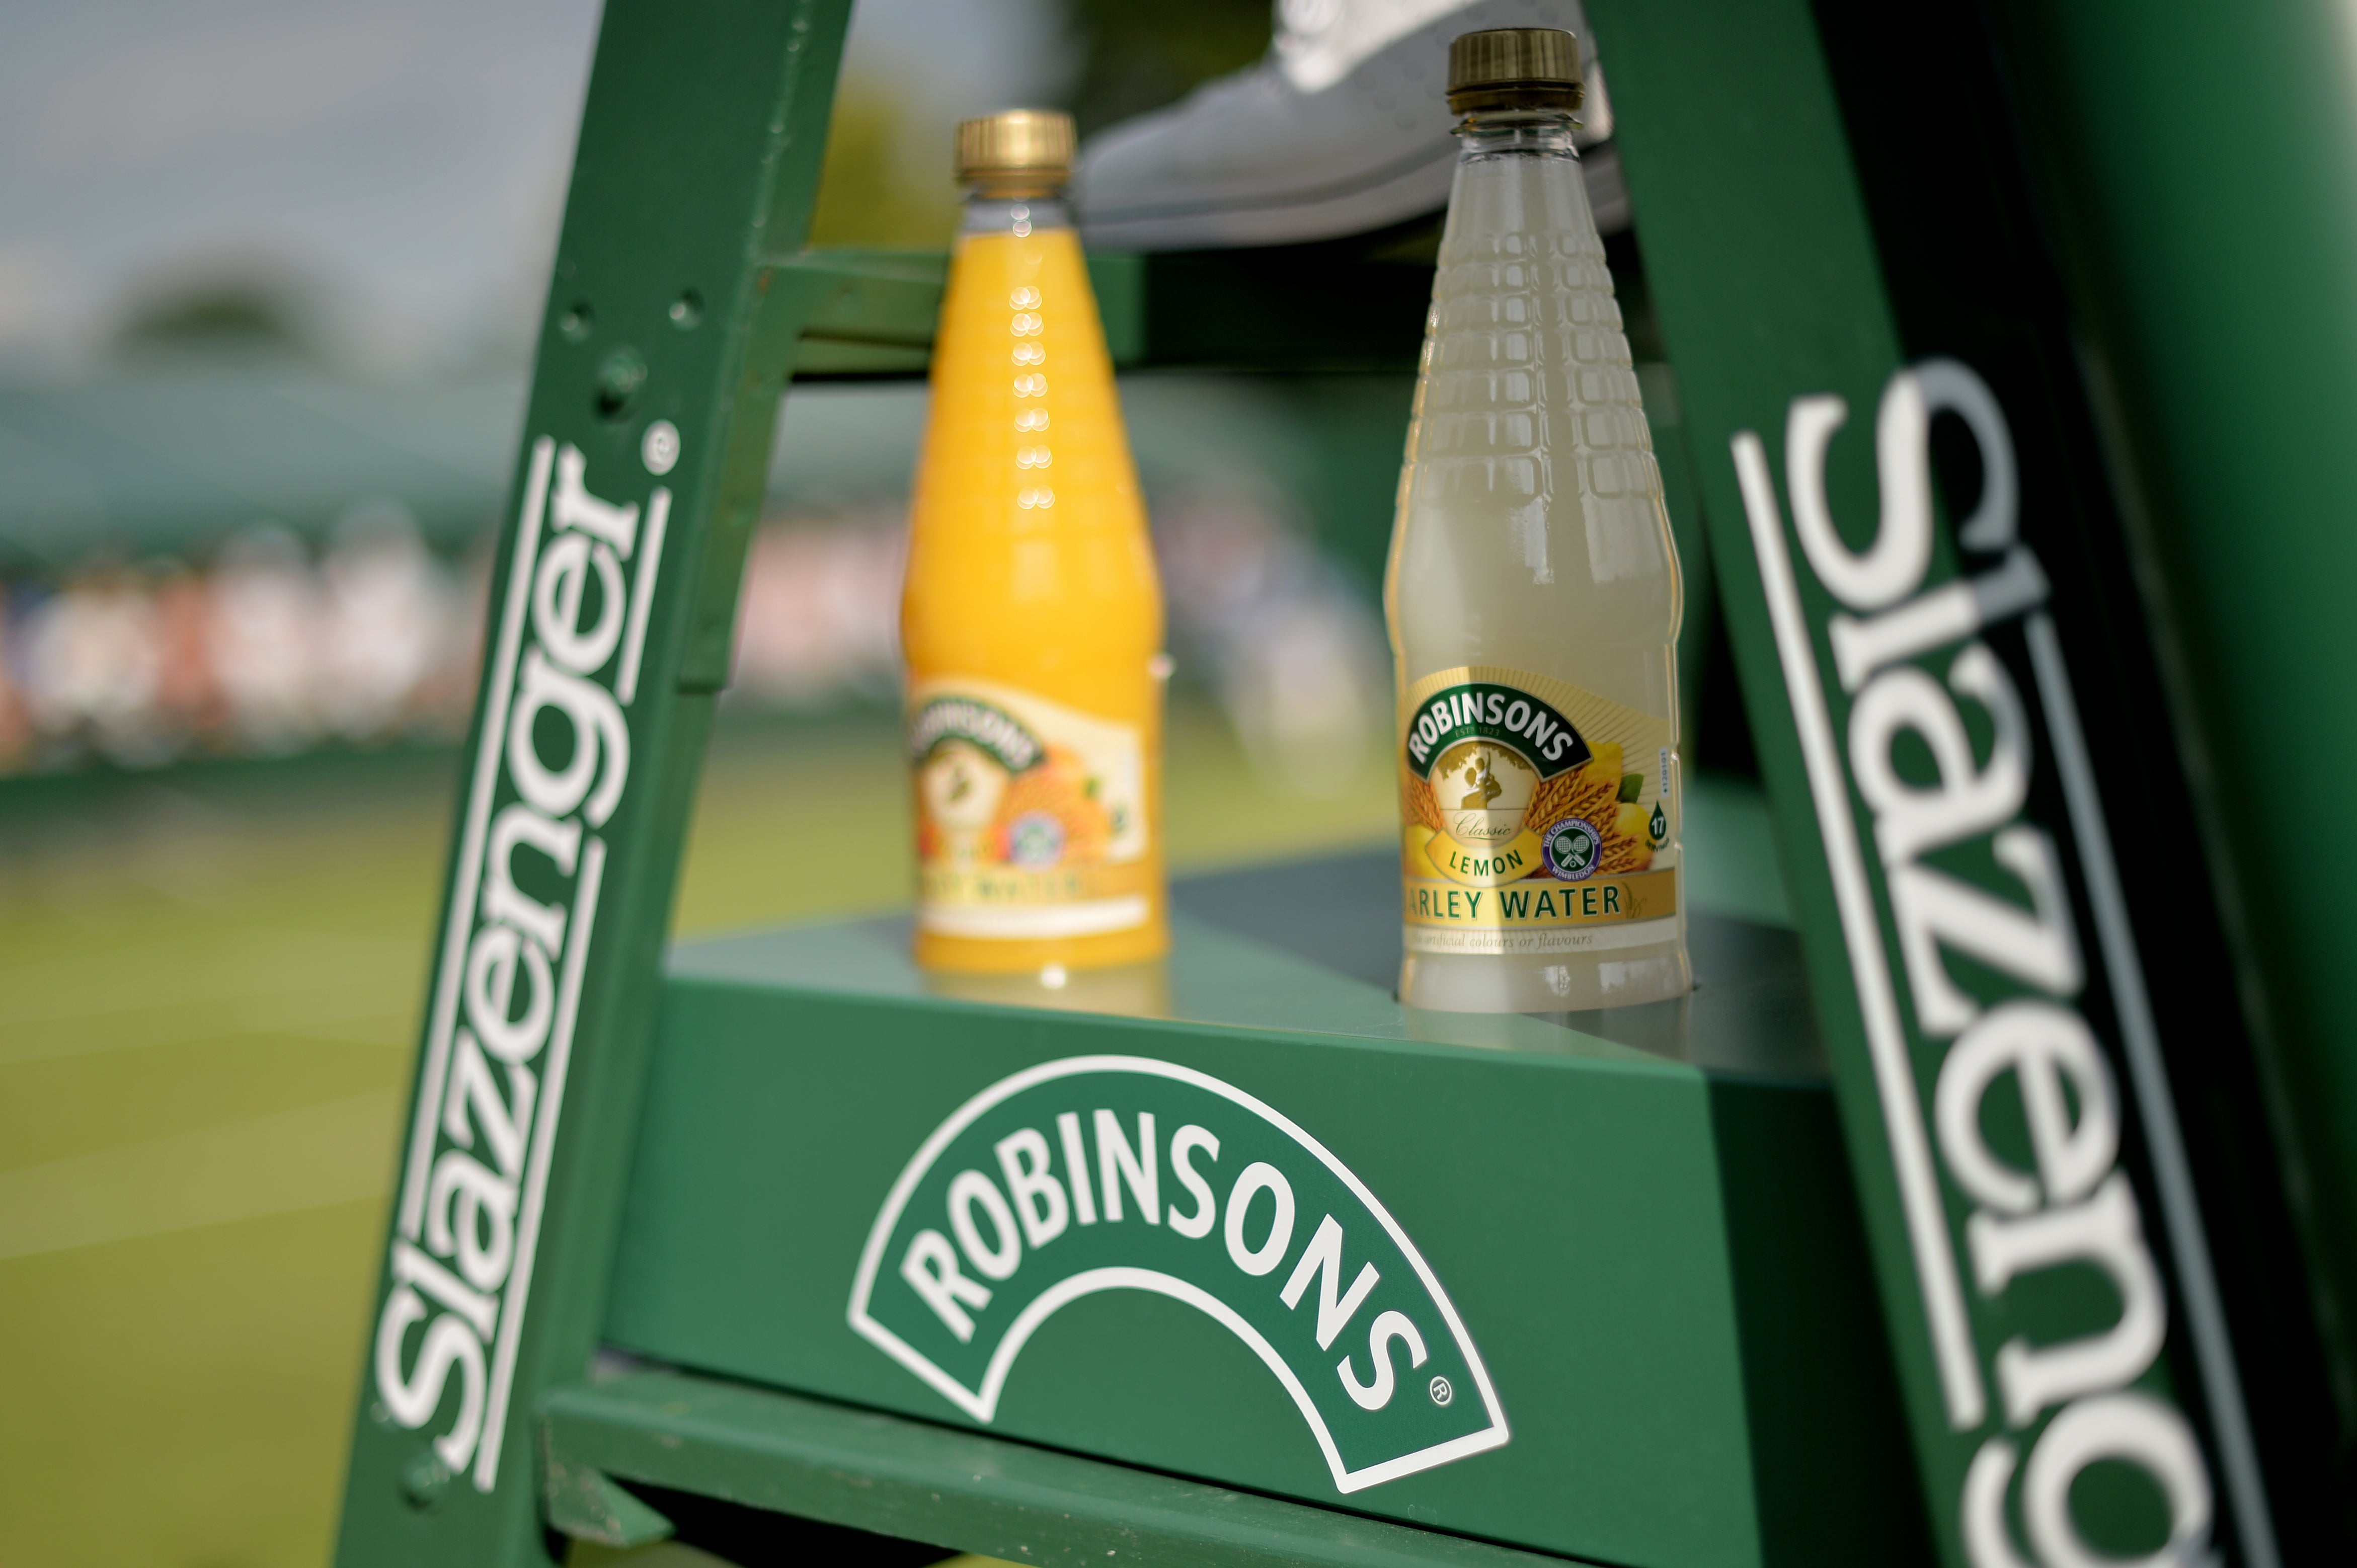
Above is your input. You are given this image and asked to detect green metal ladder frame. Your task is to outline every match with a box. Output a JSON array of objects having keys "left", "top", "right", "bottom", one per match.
[{"left": 333, "top": 0, "right": 2357, "bottom": 1562}]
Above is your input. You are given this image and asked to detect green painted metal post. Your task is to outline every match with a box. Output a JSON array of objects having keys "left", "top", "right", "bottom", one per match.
[
  {"left": 1590, "top": 0, "right": 2349, "bottom": 1562},
  {"left": 1984, "top": 0, "right": 2357, "bottom": 1506},
  {"left": 332, "top": 2, "right": 854, "bottom": 1562}
]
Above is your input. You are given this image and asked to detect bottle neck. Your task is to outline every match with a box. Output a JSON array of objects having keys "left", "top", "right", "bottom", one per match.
[
  {"left": 961, "top": 191, "right": 1073, "bottom": 237},
  {"left": 1453, "top": 112, "right": 1581, "bottom": 163}
]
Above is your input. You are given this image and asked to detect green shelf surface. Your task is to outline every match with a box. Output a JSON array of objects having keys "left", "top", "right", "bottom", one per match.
[{"left": 578, "top": 846, "right": 1926, "bottom": 1568}]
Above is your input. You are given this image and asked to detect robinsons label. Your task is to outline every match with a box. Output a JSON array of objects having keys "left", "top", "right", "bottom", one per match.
[
  {"left": 908, "top": 677, "right": 1151, "bottom": 942},
  {"left": 849, "top": 1056, "right": 1511, "bottom": 1493},
  {"left": 1396, "top": 665, "right": 1678, "bottom": 956}
]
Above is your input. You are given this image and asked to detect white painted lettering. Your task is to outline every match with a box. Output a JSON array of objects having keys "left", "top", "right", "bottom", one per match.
[
  {"left": 1340, "top": 1309, "right": 1428, "bottom": 1412},
  {"left": 391, "top": 1238, "right": 498, "bottom": 1341},
  {"left": 374, "top": 1286, "right": 486, "bottom": 1470},
  {"left": 532, "top": 531, "right": 626, "bottom": 676},
  {"left": 1936, "top": 1000, "right": 2117, "bottom": 1215},
  {"left": 1167, "top": 1124, "right": 1220, "bottom": 1239},
  {"left": 1892, "top": 827, "right": 2083, "bottom": 1035},
  {"left": 1748, "top": 362, "right": 2236, "bottom": 1566},
  {"left": 993, "top": 1128, "right": 1069, "bottom": 1248},
  {"left": 948, "top": 1169, "right": 1022, "bottom": 1281},
  {"left": 427, "top": 1149, "right": 519, "bottom": 1294},
  {"left": 2021, "top": 1392, "right": 2213, "bottom": 1568},
  {"left": 1093, "top": 1109, "right": 1158, "bottom": 1224},
  {"left": 507, "top": 649, "right": 629, "bottom": 827},
  {"left": 1849, "top": 643, "right": 2028, "bottom": 868},
  {"left": 1969, "top": 1174, "right": 2166, "bottom": 1425},
  {"left": 480, "top": 806, "right": 579, "bottom": 962},
  {"left": 1914, "top": 358, "right": 2018, "bottom": 553},
  {"left": 1959, "top": 1438, "right": 2035, "bottom": 1568},
  {"left": 1056, "top": 1111, "right": 1099, "bottom": 1225},
  {"left": 1280, "top": 1214, "right": 1381, "bottom": 1351},
  {"left": 441, "top": 1028, "right": 538, "bottom": 1180},
  {"left": 551, "top": 444, "right": 640, "bottom": 555},
  {"left": 900, "top": 1228, "right": 991, "bottom": 1342},
  {"left": 376, "top": 430, "right": 666, "bottom": 1494},
  {"left": 1830, "top": 548, "right": 2048, "bottom": 692},
  {"left": 1785, "top": 381, "right": 1930, "bottom": 612},
  {"left": 1224, "top": 1161, "right": 1295, "bottom": 1276},
  {"left": 462, "top": 920, "right": 557, "bottom": 1065}
]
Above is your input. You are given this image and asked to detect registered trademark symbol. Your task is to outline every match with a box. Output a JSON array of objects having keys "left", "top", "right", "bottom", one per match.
[
  {"left": 641, "top": 419, "right": 681, "bottom": 476},
  {"left": 1429, "top": 1375, "right": 1454, "bottom": 1406}
]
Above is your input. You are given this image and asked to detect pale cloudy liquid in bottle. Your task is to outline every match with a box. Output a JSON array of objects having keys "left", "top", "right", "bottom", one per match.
[{"left": 1385, "top": 115, "right": 1691, "bottom": 1012}]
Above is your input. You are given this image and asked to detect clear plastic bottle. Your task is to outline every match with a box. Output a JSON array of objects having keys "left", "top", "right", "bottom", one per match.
[
  {"left": 902, "top": 110, "right": 1169, "bottom": 976},
  {"left": 1386, "top": 29, "right": 1690, "bottom": 1013}
]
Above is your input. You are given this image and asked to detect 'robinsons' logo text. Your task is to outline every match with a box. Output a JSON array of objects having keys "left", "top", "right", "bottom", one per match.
[{"left": 849, "top": 1056, "right": 1511, "bottom": 1494}]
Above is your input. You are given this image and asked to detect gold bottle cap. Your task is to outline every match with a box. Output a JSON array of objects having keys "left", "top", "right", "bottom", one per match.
[
  {"left": 955, "top": 109, "right": 1076, "bottom": 192},
  {"left": 1447, "top": 28, "right": 1584, "bottom": 114}
]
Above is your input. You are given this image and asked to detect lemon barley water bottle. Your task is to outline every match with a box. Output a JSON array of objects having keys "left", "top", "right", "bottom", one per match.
[
  {"left": 1387, "top": 29, "right": 1690, "bottom": 1013},
  {"left": 901, "top": 110, "right": 1169, "bottom": 976}
]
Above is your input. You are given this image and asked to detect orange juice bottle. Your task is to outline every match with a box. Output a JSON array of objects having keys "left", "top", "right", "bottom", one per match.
[{"left": 902, "top": 110, "right": 1168, "bottom": 975}]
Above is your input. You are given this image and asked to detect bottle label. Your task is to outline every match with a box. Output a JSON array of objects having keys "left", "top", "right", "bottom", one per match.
[
  {"left": 1397, "top": 665, "right": 1678, "bottom": 955},
  {"left": 910, "top": 675, "right": 1152, "bottom": 940}
]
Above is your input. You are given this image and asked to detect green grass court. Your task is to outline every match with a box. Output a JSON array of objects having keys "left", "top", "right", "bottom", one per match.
[{"left": 0, "top": 702, "right": 1401, "bottom": 1568}]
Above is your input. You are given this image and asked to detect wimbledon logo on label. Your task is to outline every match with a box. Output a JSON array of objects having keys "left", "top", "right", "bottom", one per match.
[{"left": 848, "top": 1057, "right": 1509, "bottom": 1493}]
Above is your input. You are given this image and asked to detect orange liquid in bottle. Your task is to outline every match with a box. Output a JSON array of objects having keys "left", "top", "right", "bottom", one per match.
[{"left": 902, "top": 196, "right": 1167, "bottom": 974}]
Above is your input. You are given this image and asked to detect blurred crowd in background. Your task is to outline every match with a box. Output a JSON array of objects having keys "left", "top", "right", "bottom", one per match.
[
  {"left": 0, "top": 471, "right": 1388, "bottom": 794},
  {"left": 0, "top": 0, "right": 1396, "bottom": 796},
  {"left": 0, "top": 513, "right": 478, "bottom": 770}
]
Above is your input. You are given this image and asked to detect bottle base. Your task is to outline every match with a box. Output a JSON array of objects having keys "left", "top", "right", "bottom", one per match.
[
  {"left": 913, "top": 918, "right": 1168, "bottom": 976},
  {"left": 1398, "top": 942, "right": 1692, "bottom": 1014},
  {"left": 922, "top": 957, "right": 1170, "bottom": 1018}
]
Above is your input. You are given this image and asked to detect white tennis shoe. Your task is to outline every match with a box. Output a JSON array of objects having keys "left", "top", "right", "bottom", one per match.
[{"left": 1072, "top": 0, "right": 1627, "bottom": 251}]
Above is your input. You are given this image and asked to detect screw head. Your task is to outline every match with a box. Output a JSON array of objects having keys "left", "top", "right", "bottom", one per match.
[
  {"left": 400, "top": 1451, "right": 452, "bottom": 1509},
  {"left": 642, "top": 420, "right": 680, "bottom": 476},
  {"left": 596, "top": 346, "right": 647, "bottom": 416}
]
